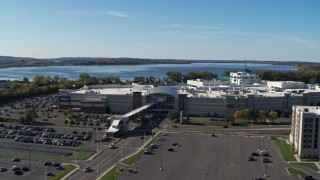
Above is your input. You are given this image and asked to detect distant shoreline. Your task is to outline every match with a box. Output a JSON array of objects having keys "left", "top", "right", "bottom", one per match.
[{"left": 0, "top": 56, "right": 319, "bottom": 70}]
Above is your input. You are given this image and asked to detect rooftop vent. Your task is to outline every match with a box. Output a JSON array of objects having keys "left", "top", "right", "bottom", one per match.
[{"left": 304, "top": 108, "right": 309, "bottom": 112}]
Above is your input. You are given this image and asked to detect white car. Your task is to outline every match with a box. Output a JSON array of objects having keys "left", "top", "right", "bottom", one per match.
[{"left": 260, "top": 150, "right": 269, "bottom": 156}]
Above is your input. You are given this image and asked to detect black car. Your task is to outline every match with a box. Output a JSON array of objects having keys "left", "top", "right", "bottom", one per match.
[
  {"left": 14, "top": 170, "right": 23, "bottom": 175},
  {"left": 168, "top": 148, "right": 174, "bottom": 151},
  {"left": 247, "top": 156, "right": 255, "bottom": 161},
  {"left": 12, "top": 157, "right": 20, "bottom": 162},
  {"left": 21, "top": 167, "right": 29, "bottom": 171},
  {"left": 56, "top": 166, "right": 65, "bottom": 170},
  {"left": 252, "top": 152, "right": 260, "bottom": 156},
  {"left": 53, "top": 162, "right": 61, "bottom": 167},
  {"left": 44, "top": 161, "right": 52, "bottom": 166},
  {"left": 172, "top": 142, "right": 178, "bottom": 146},
  {"left": 47, "top": 172, "right": 54, "bottom": 176},
  {"left": 305, "top": 175, "right": 316, "bottom": 180}
]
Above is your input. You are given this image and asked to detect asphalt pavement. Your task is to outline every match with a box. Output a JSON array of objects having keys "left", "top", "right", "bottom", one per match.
[{"left": 119, "top": 133, "right": 307, "bottom": 180}]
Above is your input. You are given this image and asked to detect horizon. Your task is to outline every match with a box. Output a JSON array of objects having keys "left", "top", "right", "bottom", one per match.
[{"left": 1, "top": 0, "right": 320, "bottom": 62}]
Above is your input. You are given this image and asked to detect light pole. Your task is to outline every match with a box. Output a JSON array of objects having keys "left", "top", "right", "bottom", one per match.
[
  {"left": 28, "top": 148, "right": 31, "bottom": 173},
  {"left": 74, "top": 147, "right": 77, "bottom": 165},
  {"left": 96, "top": 157, "right": 99, "bottom": 180},
  {"left": 258, "top": 132, "right": 261, "bottom": 151},
  {"left": 176, "top": 126, "right": 179, "bottom": 146},
  {"left": 121, "top": 142, "right": 123, "bottom": 160},
  {"left": 160, "top": 147, "right": 163, "bottom": 171},
  {"left": 45, "top": 165, "right": 47, "bottom": 180}
]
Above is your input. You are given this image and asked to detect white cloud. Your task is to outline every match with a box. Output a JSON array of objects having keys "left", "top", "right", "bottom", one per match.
[
  {"left": 138, "top": 43, "right": 155, "bottom": 49},
  {"left": 286, "top": 37, "right": 320, "bottom": 49},
  {"left": 60, "top": 10, "right": 130, "bottom": 17},
  {"left": 193, "top": 26, "right": 220, "bottom": 30},
  {"left": 101, "top": 11, "right": 130, "bottom": 18}
]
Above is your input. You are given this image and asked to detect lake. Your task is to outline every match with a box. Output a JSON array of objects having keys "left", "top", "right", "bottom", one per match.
[{"left": 0, "top": 63, "right": 297, "bottom": 81}]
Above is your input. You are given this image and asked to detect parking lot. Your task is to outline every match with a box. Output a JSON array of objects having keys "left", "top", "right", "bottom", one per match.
[
  {"left": 120, "top": 134, "right": 302, "bottom": 180},
  {"left": 0, "top": 156, "right": 68, "bottom": 180}
]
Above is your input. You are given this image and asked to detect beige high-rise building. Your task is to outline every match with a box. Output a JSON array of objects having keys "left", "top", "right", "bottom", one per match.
[{"left": 290, "top": 106, "right": 320, "bottom": 159}]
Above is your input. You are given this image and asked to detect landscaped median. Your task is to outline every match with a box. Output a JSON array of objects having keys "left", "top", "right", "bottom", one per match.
[
  {"left": 50, "top": 165, "right": 76, "bottom": 180},
  {"left": 0, "top": 149, "right": 95, "bottom": 162},
  {"left": 287, "top": 167, "right": 307, "bottom": 178},
  {"left": 100, "top": 166, "right": 122, "bottom": 180},
  {"left": 274, "top": 139, "right": 296, "bottom": 161},
  {"left": 100, "top": 132, "right": 162, "bottom": 180},
  {"left": 291, "top": 162, "right": 320, "bottom": 171},
  {"left": 121, "top": 132, "right": 161, "bottom": 165}
]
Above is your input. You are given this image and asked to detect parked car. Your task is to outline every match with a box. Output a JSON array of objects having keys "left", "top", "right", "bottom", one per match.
[
  {"left": 14, "top": 170, "right": 23, "bottom": 175},
  {"left": 44, "top": 161, "right": 52, "bottom": 166},
  {"left": 12, "top": 157, "right": 20, "bottom": 162},
  {"left": 11, "top": 166, "right": 21, "bottom": 171},
  {"left": 53, "top": 162, "right": 61, "bottom": 167},
  {"left": 0, "top": 167, "right": 7, "bottom": 172},
  {"left": 263, "top": 157, "right": 270, "bottom": 163},
  {"left": 252, "top": 152, "right": 260, "bottom": 156},
  {"left": 172, "top": 142, "right": 178, "bottom": 146},
  {"left": 247, "top": 156, "right": 255, "bottom": 161},
  {"left": 168, "top": 148, "right": 174, "bottom": 152},
  {"left": 305, "top": 175, "right": 316, "bottom": 180},
  {"left": 56, "top": 166, "right": 65, "bottom": 170},
  {"left": 21, "top": 167, "right": 29, "bottom": 171},
  {"left": 46, "top": 172, "right": 55, "bottom": 176},
  {"left": 260, "top": 150, "right": 269, "bottom": 156}
]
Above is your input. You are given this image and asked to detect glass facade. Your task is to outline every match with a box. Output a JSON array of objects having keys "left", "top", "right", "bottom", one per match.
[{"left": 146, "top": 93, "right": 175, "bottom": 111}]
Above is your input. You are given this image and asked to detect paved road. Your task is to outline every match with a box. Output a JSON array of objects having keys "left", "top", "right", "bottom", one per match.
[
  {"left": 164, "top": 124, "right": 291, "bottom": 136},
  {"left": 119, "top": 134, "right": 310, "bottom": 180},
  {"left": 68, "top": 133, "right": 152, "bottom": 180}
]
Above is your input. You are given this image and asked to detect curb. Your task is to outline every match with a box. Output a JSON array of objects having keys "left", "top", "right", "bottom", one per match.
[{"left": 60, "top": 163, "right": 80, "bottom": 180}]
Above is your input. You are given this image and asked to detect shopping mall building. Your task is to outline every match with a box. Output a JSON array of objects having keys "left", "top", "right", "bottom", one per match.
[{"left": 58, "top": 83, "right": 320, "bottom": 118}]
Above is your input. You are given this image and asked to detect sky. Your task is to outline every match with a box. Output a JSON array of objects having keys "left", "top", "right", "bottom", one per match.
[{"left": 0, "top": 0, "right": 319, "bottom": 62}]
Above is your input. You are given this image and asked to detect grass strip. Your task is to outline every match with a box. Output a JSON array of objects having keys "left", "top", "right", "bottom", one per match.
[
  {"left": 50, "top": 165, "right": 76, "bottom": 180},
  {"left": 100, "top": 166, "right": 122, "bottom": 180},
  {"left": 287, "top": 167, "right": 307, "bottom": 177},
  {"left": 292, "top": 162, "right": 319, "bottom": 171},
  {"left": 274, "top": 139, "right": 296, "bottom": 161},
  {"left": 121, "top": 133, "right": 161, "bottom": 165},
  {"left": 0, "top": 150, "right": 94, "bottom": 161}
]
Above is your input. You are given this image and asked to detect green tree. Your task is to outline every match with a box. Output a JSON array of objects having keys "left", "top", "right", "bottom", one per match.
[
  {"left": 22, "top": 77, "right": 29, "bottom": 83},
  {"left": 64, "top": 120, "right": 69, "bottom": 125},
  {"left": 268, "top": 111, "right": 278, "bottom": 123},
  {"left": 166, "top": 71, "right": 183, "bottom": 83},
  {"left": 70, "top": 120, "right": 75, "bottom": 125},
  {"left": 257, "top": 110, "right": 267, "bottom": 121},
  {"left": 233, "top": 110, "right": 242, "bottom": 121}
]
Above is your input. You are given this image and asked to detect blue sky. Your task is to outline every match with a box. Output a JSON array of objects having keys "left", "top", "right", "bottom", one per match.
[{"left": 0, "top": 0, "right": 319, "bottom": 62}]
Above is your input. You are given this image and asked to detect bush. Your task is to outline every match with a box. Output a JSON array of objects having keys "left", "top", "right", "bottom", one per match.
[
  {"left": 70, "top": 120, "right": 75, "bottom": 125},
  {"left": 82, "top": 121, "right": 87, "bottom": 126}
]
